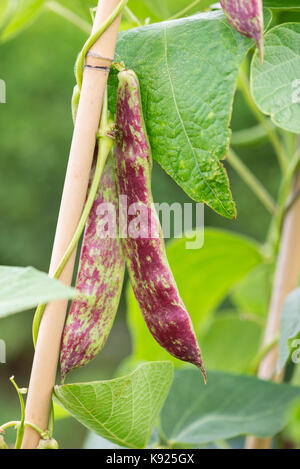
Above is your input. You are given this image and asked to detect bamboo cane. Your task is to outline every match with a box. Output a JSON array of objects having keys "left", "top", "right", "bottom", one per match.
[
  {"left": 22, "top": 0, "right": 123, "bottom": 449},
  {"left": 246, "top": 168, "right": 300, "bottom": 449}
]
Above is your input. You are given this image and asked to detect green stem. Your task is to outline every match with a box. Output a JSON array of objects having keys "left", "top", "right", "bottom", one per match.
[
  {"left": 46, "top": 1, "right": 91, "bottom": 34},
  {"left": 168, "top": 0, "right": 204, "bottom": 21},
  {"left": 266, "top": 148, "right": 300, "bottom": 251},
  {"left": 10, "top": 377, "right": 26, "bottom": 449},
  {"left": 227, "top": 148, "right": 277, "bottom": 214},
  {"left": 123, "top": 6, "right": 142, "bottom": 26},
  {"left": 0, "top": 421, "right": 47, "bottom": 439},
  {"left": 231, "top": 124, "right": 271, "bottom": 147},
  {"left": 214, "top": 439, "right": 232, "bottom": 449},
  {"left": 30, "top": 5, "right": 119, "bottom": 441},
  {"left": 32, "top": 117, "right": 113, "bottom": 344},
  {"left": 24, "top": 422, "right": 48, "bottom": 439},
  {"left": 238, "top": 69, "right": 288, "bottom": 174},
  {"left": 0, "top": 421, "right": 19, "bottom": 432},
  {"left": 286, "top": 187, "right": 300, "bottom": 213},
  {"left": 249, "top": 335, "right": 279, "bottom": 374},
  {"left": 76, "top": 0, "right": 128, "bottom": 89}
]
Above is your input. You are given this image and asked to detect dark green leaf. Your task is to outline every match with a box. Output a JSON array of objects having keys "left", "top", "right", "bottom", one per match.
[
  {"left": 160, "top": 369, "right": 300, "bottom": 445},
  {"left": 54, "top": 362, "right": 173, "bottom": 449},
  {"left": 251, "top": 23, "right": 300, "bottom": 133}
]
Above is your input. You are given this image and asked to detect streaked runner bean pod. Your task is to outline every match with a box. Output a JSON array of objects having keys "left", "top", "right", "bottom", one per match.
[
  {"left": 60, "top": 154, "right": 125, "bottom": 380},
  {"left": 220, "top": 0, "right": 264, "bottom": 63},
  {"left": 114, "top": 69, "right": 206, "bottom": 381}
]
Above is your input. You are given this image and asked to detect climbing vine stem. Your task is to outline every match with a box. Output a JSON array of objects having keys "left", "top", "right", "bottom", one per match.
[
  {"left": 266, "top": 147, "right": 300, "bottom": 253},
  {"left": 9, "top": 377, "right": 26, "bottom": 449},
  {"left": 32, "top": 88, "right": 114, "bottom": 344},
  {"left": 75, "top": 0, "right": 128, "bottom": 89},
  {"left": 227, "top": 148, "right": 277, "bottom": 214},
  {"left": 238, "top": 68, "right": 288, "bottom": 174}
]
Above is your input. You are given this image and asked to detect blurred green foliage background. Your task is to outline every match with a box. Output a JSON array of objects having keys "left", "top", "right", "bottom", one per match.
[{"left": 1, "top": 1, "right": 296, "bottom": 448}]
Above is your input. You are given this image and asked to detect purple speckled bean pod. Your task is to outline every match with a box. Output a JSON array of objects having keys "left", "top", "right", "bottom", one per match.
[
  {"left": 220, "top": 0, "right": 264, "bottom": 63},
  {"left": 114, "top": 69, "right": 206, "bottom": 381},
  {"left": 60, "top": 155, "right": 125, "bottom": 380}
]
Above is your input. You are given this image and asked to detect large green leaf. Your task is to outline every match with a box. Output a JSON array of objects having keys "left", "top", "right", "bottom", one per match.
[
  {"left": 0, "top": 266, "right": 76, "bottom": 318},
  {"left": 109, "top": 11, "right": 254, "bottom": 218},
  {"left": 160, "top": 369, "right": 300, "bottom": 445},
  {"left": 251, "top": 23, "right": 300, "bottom": 133},
  {"left": 200, "top": 314, "right": 262, "bottom": 374},
  {"left": 264, "top": 1, "right": 300, "bottom": 8},
  {"left": 126, "top": 229, "right": 262, "bottom": 366},
  {"left": 279, "top": 288, "right": 300, "bottom": 371},
  {"left": 0, "top": 0, "right": 45, "bottom": 42},
  {"left": 54, "top": 362, "right": 173, "bottom": 449}
]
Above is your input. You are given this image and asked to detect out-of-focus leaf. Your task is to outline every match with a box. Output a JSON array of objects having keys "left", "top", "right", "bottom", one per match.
[
  {"left": 0, "top": 266, "right": 76, "bottom": 318},
  {"left": 201, "top": 314, "right": 262, "bottom": 373},
  {"left": 127, "top": 229, "right": 262, "bottom": 366},
  {"left": 141, "top": 0, "right": 216, "bottom": 21},
  {"left": 54, "top": 362, "right": 173, "bottom": 449},
  {"left": 160, "top": 369, "right": 300, "bottom": 445},
  {"left": 0, "top": 0, "right": 14, "bottom": 35},
  {"left": 53, "top": 402, "right": 70, "bottom": 420},
  {"left": 0, "top": 1, "right": 9, "bottom": 27},
  {"left": 251, "top": 23, "right": 300, "bottom": 133},
  {"left": 231, "top": 263, "right": 272, "bottom": 318},
  {"left": 284, "top": 397, "right": 300, "bottom": 446},
  {"left": 0, "top": 0, "right": 45, "bottom": 42},
  {"left": 279, "top": 288, "right": 300, "bottom": 371},
  {"left": 264, "top": 0, "right": 300, "bottom": 8}
]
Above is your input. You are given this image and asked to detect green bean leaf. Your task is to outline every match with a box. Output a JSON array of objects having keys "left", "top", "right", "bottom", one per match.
[
  {"left": 54, "top": 362, "right": 173, "bottom": 449},
  {"left": 161, "top": 369, "right": 300, "bottom": 444},
  {"left": 251, "top": 23, "right": 300, "bottom": 133},
  {"left": 0, "top": 266, "right": 76, "bottom": 318}
]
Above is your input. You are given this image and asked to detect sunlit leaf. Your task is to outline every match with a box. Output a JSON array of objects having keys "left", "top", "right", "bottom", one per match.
[
  {"left": 0, "top": 0, "right": 45, "bottom": 42},
  {"left": 0, "top": 266, "right": 76, "bottom": 318},
  {"left": 54, "top": 362, "right": 173, "bottom": 449}
]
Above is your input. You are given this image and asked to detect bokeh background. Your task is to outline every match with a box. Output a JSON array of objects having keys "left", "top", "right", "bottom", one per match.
[{"left": 0, "top": 2, "right": 298, "bottom": 448}]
